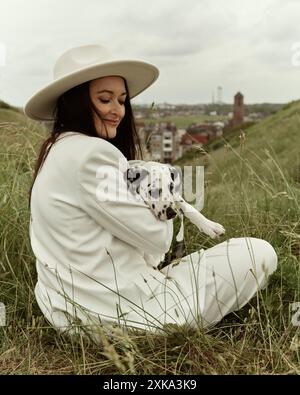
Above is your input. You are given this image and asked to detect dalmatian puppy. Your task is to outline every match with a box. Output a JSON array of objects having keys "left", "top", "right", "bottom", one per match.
[
  {"left": 126, "top": 161, "right": 181, "bottom": 220},
  {"left": 125, "top": 160, "right": 225, "bottom": 268}
]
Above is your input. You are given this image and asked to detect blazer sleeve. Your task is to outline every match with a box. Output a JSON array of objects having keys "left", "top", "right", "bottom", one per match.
[{"left": 77, "top": 139, "right": 173, "bottom": 255}]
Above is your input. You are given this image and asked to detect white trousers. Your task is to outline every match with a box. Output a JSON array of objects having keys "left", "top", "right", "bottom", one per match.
[
  {"left": 157, "top": 237, "right": 278, "bottom": 329},
  {"left": 39, "top": 237, "right": 278, "bottom": 336}
]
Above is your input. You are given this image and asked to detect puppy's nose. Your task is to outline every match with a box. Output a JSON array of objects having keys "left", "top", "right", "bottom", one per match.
[{"left": 166, "top": 207, "right": 177, "bottom": 219}]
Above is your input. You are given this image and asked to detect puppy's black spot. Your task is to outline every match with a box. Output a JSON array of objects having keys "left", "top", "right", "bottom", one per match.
[
  {"left": 152, "top": 204, "right": 155, "bottom": 209},
  {"left": 162, "top": 209, "right": 165, "bottom": 214},
  {"left": 164, "top": 204, "right": 167, "bottom": 208}
]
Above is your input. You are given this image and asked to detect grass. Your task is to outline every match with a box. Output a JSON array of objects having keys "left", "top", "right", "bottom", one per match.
[{"left": 0, "top": 102, "right": 299, "bottom": 374}]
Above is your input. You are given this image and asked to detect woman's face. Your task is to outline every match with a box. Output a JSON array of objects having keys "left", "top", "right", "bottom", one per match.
[{"left": 89, "top": 76, "right": 127, "bottom": 139}]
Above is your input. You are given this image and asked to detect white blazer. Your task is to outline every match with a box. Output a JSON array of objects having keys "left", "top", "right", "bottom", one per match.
[{"left": 30, "top": 131, "right": 174, "bottom": 331}]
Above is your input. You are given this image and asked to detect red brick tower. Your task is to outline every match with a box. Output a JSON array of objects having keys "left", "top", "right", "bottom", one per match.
[{"left": 233, "top": 92, "right": 244, "bottom": 126}]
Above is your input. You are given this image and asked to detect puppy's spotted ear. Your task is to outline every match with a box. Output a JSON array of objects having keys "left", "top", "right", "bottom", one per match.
[
  {"left": 124, "top": 167, "right": 149, "bottom": 189},
  {"left": 169, "top": 166, "right": 182, "bottom": 193},
  {"left": 169, "top": 166, "right": 180, "bottom": 181}
]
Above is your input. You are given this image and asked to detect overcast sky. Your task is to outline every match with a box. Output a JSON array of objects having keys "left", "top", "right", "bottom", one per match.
[{"left": 1, "top": 0, "right": 300, "bottom": 108}]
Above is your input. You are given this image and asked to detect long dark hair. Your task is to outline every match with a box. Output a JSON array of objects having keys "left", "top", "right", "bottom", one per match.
[{"left": 28, "top": 78, "right": 143, "bottom": 209}]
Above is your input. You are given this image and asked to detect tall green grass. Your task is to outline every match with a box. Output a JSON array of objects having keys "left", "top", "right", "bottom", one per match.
[{"left": 0, "top": 104, "right": 299, "bottom": 374}]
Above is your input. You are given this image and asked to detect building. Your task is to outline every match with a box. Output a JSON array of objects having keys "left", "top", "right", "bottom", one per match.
[
  {"left": 139, "top": 122, "right": 181, "bottom": 163},
  {"left": 180, "top": 121, "right": 225, "bottom": 153},
  {"left": 180, "top": 133, "right": 208, "bottom": 154},
  {"left": 232, "top": 92, "right": 244, "bottom": 126}
]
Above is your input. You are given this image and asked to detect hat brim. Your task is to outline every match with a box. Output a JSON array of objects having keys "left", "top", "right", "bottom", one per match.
[{"left": 24, "top": 59, "right": 159, "bottom": 121}]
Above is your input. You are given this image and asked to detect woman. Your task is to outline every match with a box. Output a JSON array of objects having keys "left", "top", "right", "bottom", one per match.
[{"left": 24, "top": 44, "right": 278, "bottom": 337}]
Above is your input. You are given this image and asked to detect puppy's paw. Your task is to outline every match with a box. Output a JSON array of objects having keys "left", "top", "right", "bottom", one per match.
[{"left": 201, "top": 219, "right": 225, "bottom": 239}]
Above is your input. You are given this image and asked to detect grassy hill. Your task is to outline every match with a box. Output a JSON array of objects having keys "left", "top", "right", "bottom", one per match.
[
  {"left": 175, "top": 99, "right": 300, "bottom": 230},
  {"left": 0, "top": 101, "right": 299, "bottom": 374},
  {"left": 174, "top": 100, "right": 299, "bottom": 302}
]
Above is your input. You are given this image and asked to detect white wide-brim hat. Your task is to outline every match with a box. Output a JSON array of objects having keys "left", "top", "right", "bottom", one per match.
[{"left": 24, "top": 44, "right": 159, "bottom": 121}]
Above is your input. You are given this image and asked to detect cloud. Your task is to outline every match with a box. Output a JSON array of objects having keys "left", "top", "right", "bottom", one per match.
[{"left": 1, "top": 0, "right": 300, "bottom": 106}]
